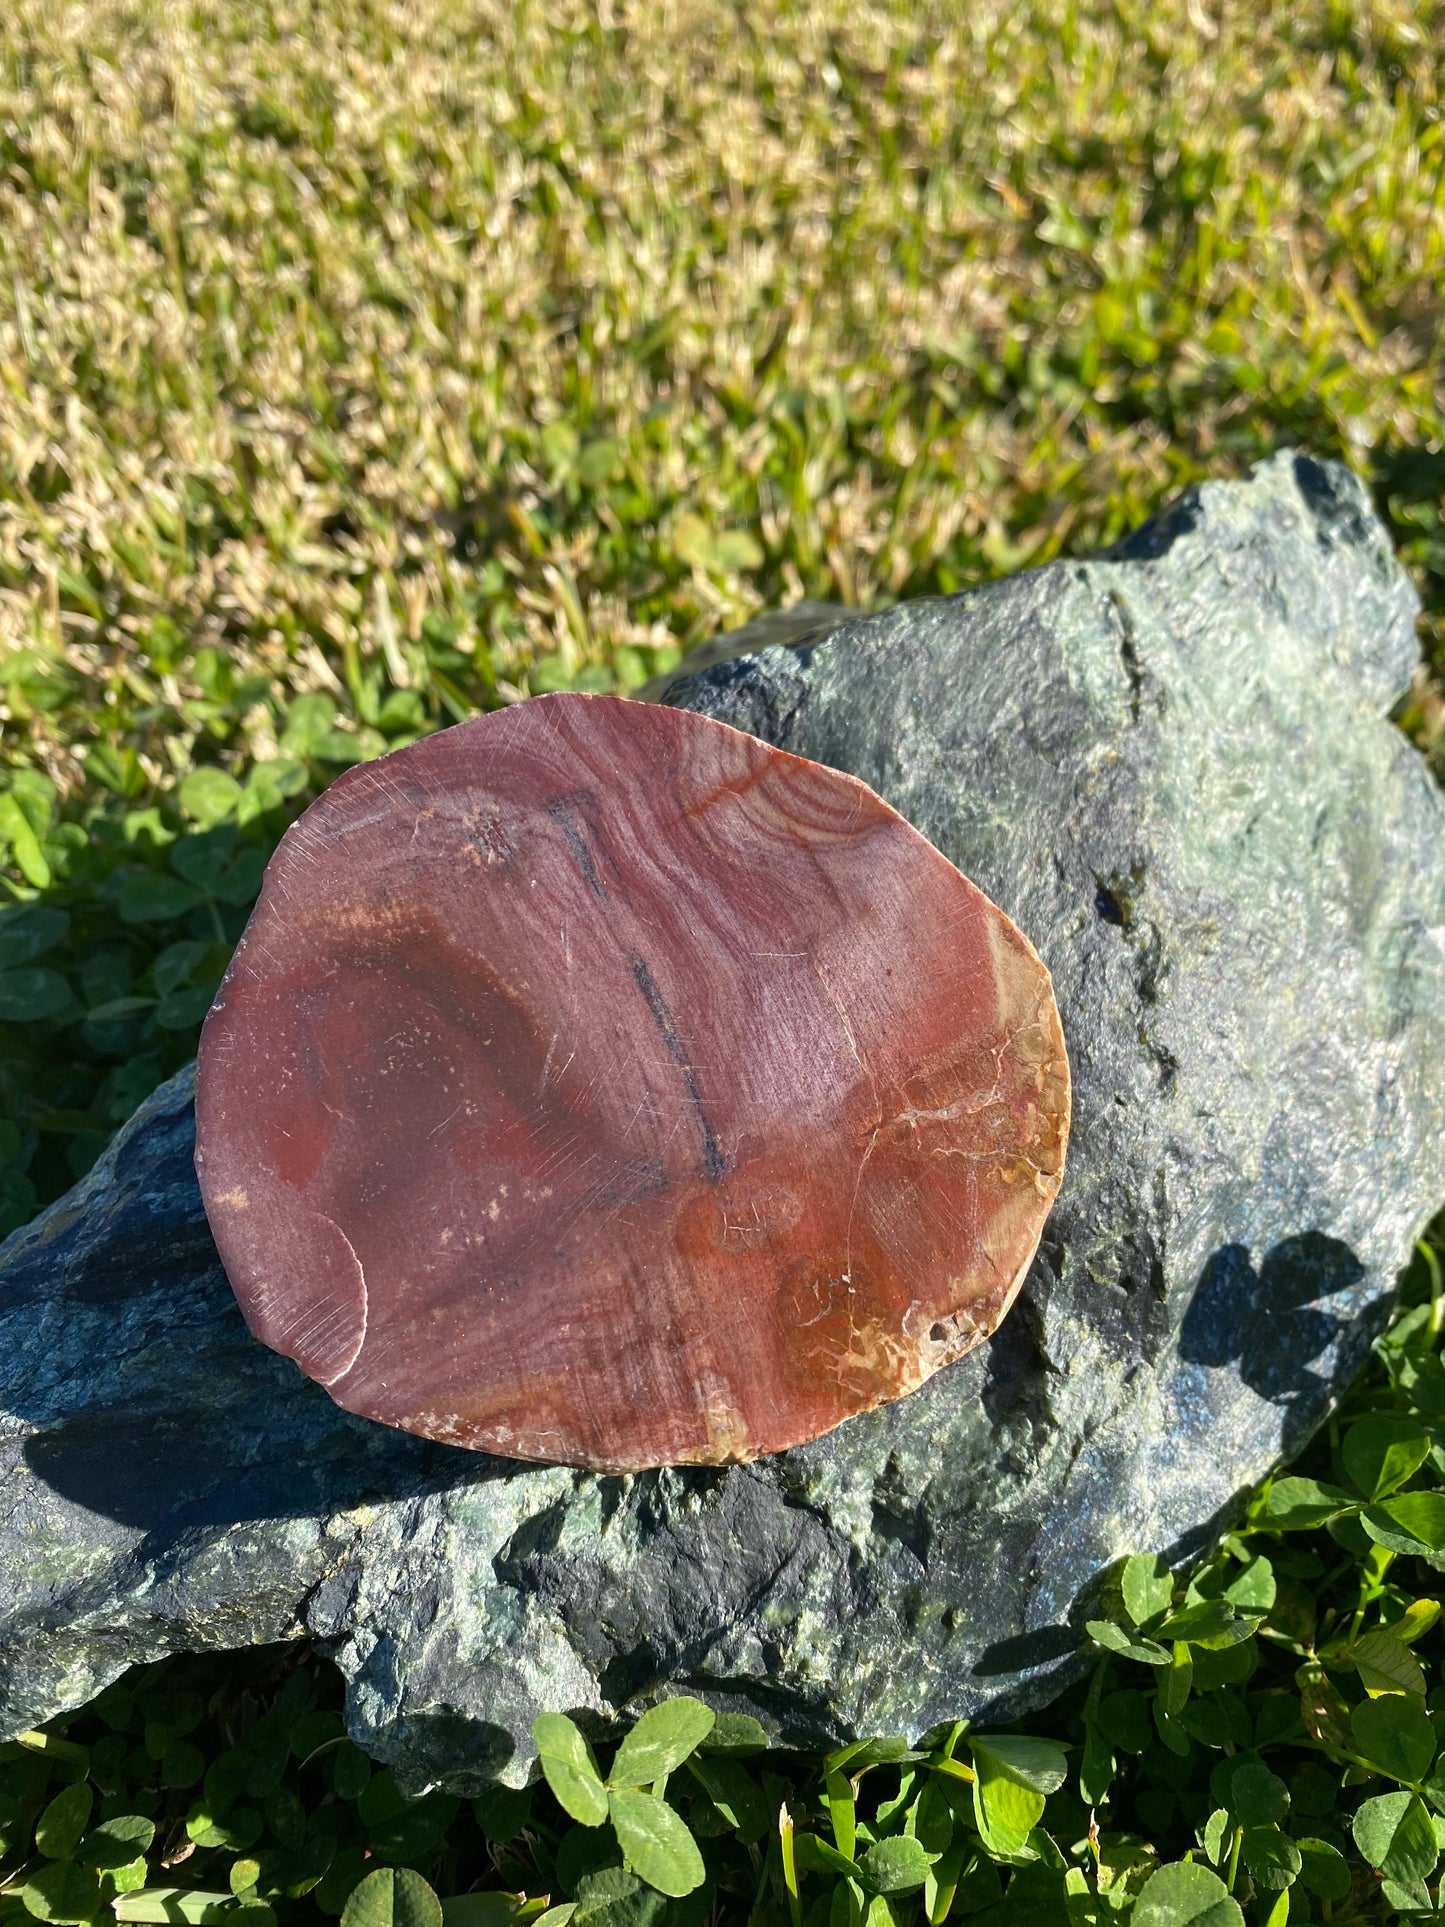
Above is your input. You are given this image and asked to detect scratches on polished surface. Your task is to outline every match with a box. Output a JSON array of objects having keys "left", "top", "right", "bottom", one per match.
[{"left": 194, "top": 693, "right": 1070, "bottom": 1470}]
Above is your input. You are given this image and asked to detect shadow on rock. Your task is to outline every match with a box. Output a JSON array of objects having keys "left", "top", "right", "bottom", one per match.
[
  {"left": 1179, "top": 1231, "right": 1377, "bottom": 1452},
  {"left": 9, "top": 1082, "right": 509, "bottom": 1536},
  {"left": 19, "top": 1388, "right": 502, "bottom": 1539},
  {"left": 370, "top": 1704, "right": 520, "bottom": 1792},
  {"left": 971, "top": 1623, "right": 1080, "bottom": 1680}
]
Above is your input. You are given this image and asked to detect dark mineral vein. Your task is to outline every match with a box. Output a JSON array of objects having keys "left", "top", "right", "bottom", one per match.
[
  {"left": 626, "top": 950, "right": 727, "bottom": 1184},
  {"left": 547, "top": 796, "right": 606, "bottom": 901}
]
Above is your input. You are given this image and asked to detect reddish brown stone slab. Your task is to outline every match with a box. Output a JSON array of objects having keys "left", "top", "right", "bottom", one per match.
[{"left": 194, "top": 693, "right": 1070, "bottom": 1471}]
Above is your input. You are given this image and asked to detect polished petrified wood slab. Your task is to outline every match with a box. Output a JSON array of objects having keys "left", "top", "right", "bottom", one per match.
[{"left": 194, "top": 694, "right": 1069, "bottom": 1470}]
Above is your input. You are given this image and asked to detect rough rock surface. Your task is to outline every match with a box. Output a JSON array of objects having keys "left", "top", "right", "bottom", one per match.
[
  {"left": 3, "top": 450, "right": 1444, "bottom": 1790},
  {"left": 197, "top": 694, "right": 1069, "bottom": 1470}
]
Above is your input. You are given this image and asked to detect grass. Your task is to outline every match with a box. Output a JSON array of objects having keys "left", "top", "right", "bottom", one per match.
[
  {"left": 2, "top": 0, "right": 1445, "bottom": 1919},
  {"left": 2, "top": 0, "right": 1445, "bottom": 1210}
]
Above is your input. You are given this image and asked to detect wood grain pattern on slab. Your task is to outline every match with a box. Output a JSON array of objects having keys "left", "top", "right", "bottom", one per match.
[{"left": 194, "top": 693, "right": 1070, "bottom": 1470}]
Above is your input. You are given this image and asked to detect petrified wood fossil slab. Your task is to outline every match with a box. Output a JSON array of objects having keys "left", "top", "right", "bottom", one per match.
[{"left": 194, "top": 695, "right": 1069, "bottom": 1470}]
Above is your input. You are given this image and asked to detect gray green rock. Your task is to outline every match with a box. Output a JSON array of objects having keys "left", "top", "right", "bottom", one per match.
[{"left": 3, "top": 450, "right": 1443, "bottom": 1790}]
